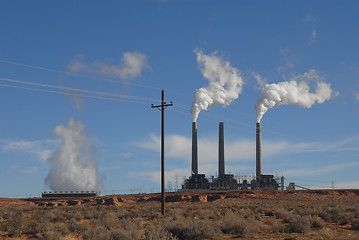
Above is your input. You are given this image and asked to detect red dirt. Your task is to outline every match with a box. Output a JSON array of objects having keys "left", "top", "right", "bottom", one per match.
[{"left": 1, "top": 189, "right": 358, "bottom": 207}]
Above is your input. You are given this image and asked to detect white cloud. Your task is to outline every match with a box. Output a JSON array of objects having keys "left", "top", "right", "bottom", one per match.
[
  {"left": 355, "top": 92, "right": 359, "bottom": 101},
  {"left": 68, "top": 52, "right": 150, "bottom": 79},
  {"left": 0, "top": 139, "right": 57, "bottom": 162}
]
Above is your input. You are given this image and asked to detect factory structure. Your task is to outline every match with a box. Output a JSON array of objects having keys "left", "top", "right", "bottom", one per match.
[
  {"left": 183, "top": 122, "right": 283, "bottom": 190},
  {"left": 41, "top": 121, "right": 285, "bottom": 198},
  {"left": 42, "top": 191, "right": 98, "bottom": 198}
]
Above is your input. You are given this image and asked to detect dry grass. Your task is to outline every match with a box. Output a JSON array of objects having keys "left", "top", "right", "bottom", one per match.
[{"left": 0, "top": 194, "right": 359, "bottom": 239}]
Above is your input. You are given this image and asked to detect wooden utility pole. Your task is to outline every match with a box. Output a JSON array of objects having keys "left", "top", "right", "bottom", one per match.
[{"left": 151, "top": 89, "right": 173, "bottom": 216}]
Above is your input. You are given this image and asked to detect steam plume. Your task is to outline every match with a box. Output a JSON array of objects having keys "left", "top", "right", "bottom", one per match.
[
  {"left": 255, "top": 77, "right": 334, "bottom": 122},
  {"left": 45, "top": 118, "right": 102, "bottom": 192},
  {"left": 190, "top": 49, "right": 244, "bottom": 122}
]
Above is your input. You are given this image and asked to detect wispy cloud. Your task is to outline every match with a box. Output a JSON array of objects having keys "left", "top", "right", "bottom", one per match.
[
  {"left": 292, "top": 68, "right": 322, "bottom": 82},
  {"left": 68, "top": 52, "right": 150, "bottom": 79},
  {"left": 138, "top": 163, "right": 253, "bottom": 185},
  {"left": 251, "top": 72, "right": 267, "bottom": 90},
  {"left": 283, "top": 162, "right": 359, "bottom": 177},
  {"left": 304, "top": 13, "right": 316, "bottom": 23},
  {"left": 138, "top": 168, "right": 189, "bottom": 185},
  {"left": 278, "top": 47, "right": 295, "bottom": 74},
  {"left": 120, "top": 152, "right": 132, "bottom": 159},
  {"left": 304, "top": 13, "right": 317, "bottom": 45},
  {"left": 22, "top": 167, "right": 40, "bottom": 174},
  {"left": 334, "top": 180, "right": 359, "bottom": 189},
  {"left": 135, "top": 133, "right": 359, "bottom": 184},
  {"left": 310, "top": 29, "right": 317, "bottom": 44},
  {"left": 0, "top": 139, "right": 57, "bottom": 162},
  {"left": 355, "top": 92, "right": 359, "bottom": 101},
  {"left": 136, "top": 134, "right": 359, "bottom": 164}
]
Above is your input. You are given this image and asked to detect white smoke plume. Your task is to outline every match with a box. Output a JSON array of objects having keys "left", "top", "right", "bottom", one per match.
[
  {"left": 190, "top": 49, "right": 244, "bottom": 122},
  {"left": 45, "top": 118, "right": 102, "bottom": 192},
  {"left": 255, "top": 74, "right": 334, "bottom": 122}
]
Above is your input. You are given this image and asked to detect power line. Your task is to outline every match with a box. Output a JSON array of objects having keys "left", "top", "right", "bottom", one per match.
[
  {"left": 0, "top": 59, "right": 290, "bottom": 137},
  {"left": 0, "top": 83, "right": 150, "bottom": 104},
  {"left": 0, "top": 59, "right": 160, "bottom": 90},
  {"left": 0, "top": 60, "right": 338, "bottom": 143},
  {"left": 0, "top": 77, "right": 158, "bottom": 102}
]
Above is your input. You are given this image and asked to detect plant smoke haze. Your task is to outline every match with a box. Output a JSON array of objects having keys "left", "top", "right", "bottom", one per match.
[
  {"left": 45, "top": 118, "right": 102, "bottom": 192},
  {"left": 255, "top": 78, "right": 334, "bottom": 123},
  {"left": 190, "top": 49, "right": 244, "bottom": 122}
]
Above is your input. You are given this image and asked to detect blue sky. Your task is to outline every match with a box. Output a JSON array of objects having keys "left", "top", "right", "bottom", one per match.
[{"left": 1, "top": 1, "right": 358, "bottom": 197}]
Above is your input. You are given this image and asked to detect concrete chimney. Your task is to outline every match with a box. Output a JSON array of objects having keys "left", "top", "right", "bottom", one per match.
[
  {"left": 256, "top": 122, "right": 263, "bottom": 179},
  {"left": 219, "top": 122, "right": 225, "bottom": 177},
  {"left": 191, "top": 122, "right": 198, "bottom": 175}
]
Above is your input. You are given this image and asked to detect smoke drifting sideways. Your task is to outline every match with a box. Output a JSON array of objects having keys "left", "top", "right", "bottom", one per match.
[
  {"left": 255, "top": 79, "right": 334, "bottom": 123},
  {"left": 190, "top": 49, "right": 244, "bottom": 122},
  {"left": 45, "top": 118, "right": 102, "bottom": 192}
]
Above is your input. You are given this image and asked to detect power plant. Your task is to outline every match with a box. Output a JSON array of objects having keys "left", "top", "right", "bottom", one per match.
[
  {"left": 42, "top": 191, "right": 98, "bottom": 198},
  {"left": 183, "top": 122, "right": 280, "bottom": 190},
  {"left": 183, "top": 122, "right": 210, "bottom": 189}
]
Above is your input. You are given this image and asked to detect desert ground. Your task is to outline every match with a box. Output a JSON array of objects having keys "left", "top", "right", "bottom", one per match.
[{"left": 1, "top": 189, "right": 359, "bottom": 239}]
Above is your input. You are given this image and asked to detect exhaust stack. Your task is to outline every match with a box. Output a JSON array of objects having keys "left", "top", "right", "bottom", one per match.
[
  {"left": 219, "top": 122, "right": 225, "bottom": 177},
  {"left": 191, "top": 122, "right": 198, "bottom": 175},
  {"left": 256, "top": 122, "right": 262, "bottom": 179}
]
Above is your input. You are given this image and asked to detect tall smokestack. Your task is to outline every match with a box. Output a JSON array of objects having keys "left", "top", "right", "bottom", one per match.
[
  {"left": 219, "top": 122, "right": 225, "bottom": 177},
  {"left": 256, "top": 122, "right": 262, "bottom": 179},
  {"left": 192, "top": 122, "right": 198, "bottom": 175}
]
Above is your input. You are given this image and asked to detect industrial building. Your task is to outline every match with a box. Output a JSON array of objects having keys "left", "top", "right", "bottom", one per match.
[
  {"left": 183, "top": 122, "right": 281, "bottom": 191},
  {"left": 42, "top": 191, "right": 98, "bottom": 198}
]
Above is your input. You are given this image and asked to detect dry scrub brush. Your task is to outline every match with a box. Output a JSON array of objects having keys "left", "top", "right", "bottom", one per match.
[{"left": 0, "top": 199, "right": 358, "bottom": 239}]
